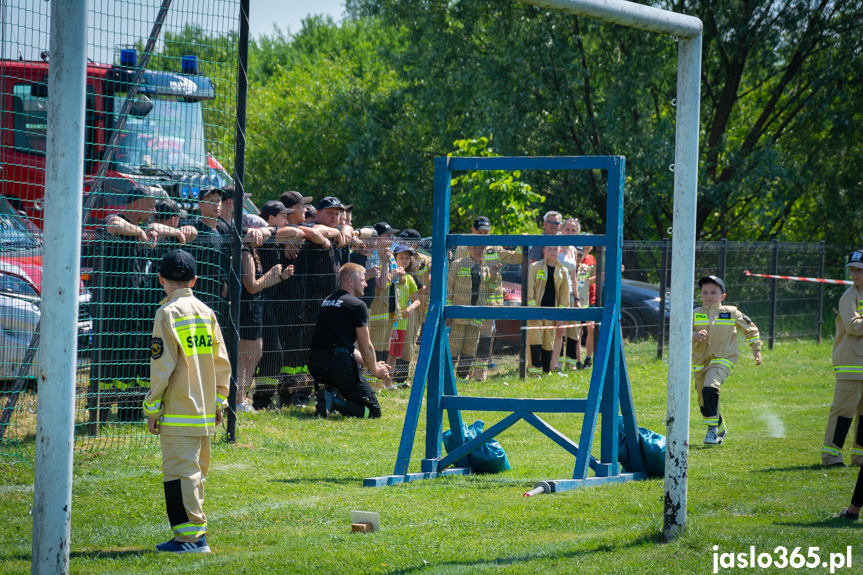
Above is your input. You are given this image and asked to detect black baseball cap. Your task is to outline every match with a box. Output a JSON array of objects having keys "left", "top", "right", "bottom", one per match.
[
  {"left": 846, "top": 250, "right": 863, "bottom": 270},
  {"left": 159, "top": 249, "right": 196, "bottom": 282},
  {"left": 259, "top": 200, "right": 295, "bottom": 220},
  {"left": 279, "top": 190, "right": 313, "bottom": 208},
  {"left": 473, "top": 216, "right": 491, "bottom": 231},
  {"left": 317, "top": 196, "right": 344, "bottom": 210},
  {"left": 399, "top": 229, "right": 422, "bottom": 240},
  {"left": 698, "top": 275, "right": 726, "bottom": 294},
  {"left": 392, "top": 243, "right": 416, "bottom": 255},
  {"left": 125, "top": 185, "right": 153, "bottom": 205},
  {"left": 373, "top": 222, "right": 400, "bottom": 236},
  {"left": 154, "top": 199, "right": 182, "bottom": 220},
  {"left": 199, "top": 186, "right": 227, "bottom": 201}
]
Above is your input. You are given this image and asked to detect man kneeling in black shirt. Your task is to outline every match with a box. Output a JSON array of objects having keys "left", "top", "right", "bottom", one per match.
[{"left": 308, "top": 263, "right": 391, "bottom": 418}]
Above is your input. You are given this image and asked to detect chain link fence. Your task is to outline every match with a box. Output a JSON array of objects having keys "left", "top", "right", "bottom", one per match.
[{"left": 1, "top": 0, "right": 240, "bottom": 464}]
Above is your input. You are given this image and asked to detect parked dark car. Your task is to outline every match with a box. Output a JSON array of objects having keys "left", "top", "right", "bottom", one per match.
[{"left": 492, "top": 264, "right": 676, "bottom": 351}]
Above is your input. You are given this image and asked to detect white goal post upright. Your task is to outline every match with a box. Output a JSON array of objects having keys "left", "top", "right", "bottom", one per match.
[
  {"left": 518, "top": 0, "right": 703, "bottom": 541},
  {"left": 31, "top": 1, "right": 88, "bottom": 573}
]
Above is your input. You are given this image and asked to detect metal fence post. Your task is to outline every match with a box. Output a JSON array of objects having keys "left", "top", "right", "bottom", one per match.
[
  {"left": 657, "top": 237, "right": 668, "bottom": 359},
  {"left": 769, "top": 238, "right": 778, "bottom": 350},
  {"left": 817, "top": 240, "right": 825, "bottom": 345},
  {"left": 520, "top": 249, "right": 528, "bottom": 379},
  {"left": 226, "top": 0, "right": 250, "bottom": 442},
  {"left": 718, "top": 237, "right": 727, "bottom": 280}
]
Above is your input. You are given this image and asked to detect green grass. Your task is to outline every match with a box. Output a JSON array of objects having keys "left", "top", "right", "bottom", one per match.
[{"left": 2, "top": 340, "right": 861, "bottom": 574}]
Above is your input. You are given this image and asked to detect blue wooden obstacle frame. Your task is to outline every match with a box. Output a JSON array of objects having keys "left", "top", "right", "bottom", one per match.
[{"left": 364, "top": 156, "right": 647, "bottom": 490}]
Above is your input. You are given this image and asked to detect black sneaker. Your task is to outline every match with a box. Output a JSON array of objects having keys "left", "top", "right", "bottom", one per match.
[
  {"left": 315, "top": 389, "right": 329, "bottom": 418},
  {"left": 583, "top": 357, "right": 592, "bottom": 369},
  {"left": 838, "top": 508, "right": 859, "bottom": 521}
]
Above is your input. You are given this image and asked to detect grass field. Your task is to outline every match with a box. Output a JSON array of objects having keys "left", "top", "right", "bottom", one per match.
[{"left": 1, "top": 339, "right": 861, "bottom": 574}]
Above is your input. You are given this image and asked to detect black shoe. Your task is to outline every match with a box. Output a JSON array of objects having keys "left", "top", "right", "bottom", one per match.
[
  {"left": 583, "top": 357, "right": 592, "bottom": 369},
  {"left": 315, "top": 389, "right": 329, "bottom": 418},
  {"left": 838, "top": 508, "right": 859, "bottom": 521},
  {"left": 575, "top": 361, "right": 584, "bottom": 370}
]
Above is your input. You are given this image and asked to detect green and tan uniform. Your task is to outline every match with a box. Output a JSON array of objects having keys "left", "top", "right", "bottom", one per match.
[
  {"left": 527, "top": 260, "right": 570, "bottom": 375},
  {"left": 561, "top": 262, "right": 593, "bottom": 368},
  {"left": 446, "top": 255, "right": 496, "bottom": 364},
  {"left": 691, "top": 303, "right": 761, "bottom": 426},
  {"left": 822, "top": 286, "right": 863, "bottom": 466},
  {"left": 403, "top": 252, "right": 432, "bottom": 364},
  {"left": 143, "top": 288, "right": 231, "bottom": 543}
]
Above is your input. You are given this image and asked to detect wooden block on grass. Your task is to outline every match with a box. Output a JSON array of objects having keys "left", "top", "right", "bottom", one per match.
[{"left": 351, "top": 522, "right": 374, "bottom": 533}]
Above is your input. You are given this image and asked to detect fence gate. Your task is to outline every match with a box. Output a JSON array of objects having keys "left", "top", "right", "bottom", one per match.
[{"left": 365, "top": 156, "right": 648, "bottom": 490}]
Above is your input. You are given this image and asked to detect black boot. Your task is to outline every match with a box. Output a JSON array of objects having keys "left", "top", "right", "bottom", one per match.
[{"left": 541, "top": 348, "right": 553, "bottom": 374}]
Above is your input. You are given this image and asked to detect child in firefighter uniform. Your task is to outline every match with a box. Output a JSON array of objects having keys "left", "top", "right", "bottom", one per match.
[
  {"left": 143, "top": 249, "right": 232, "bottom": 553},
  {"left": 447, "top": 245, "right": 497, "bottom": 380},
  {"left": 821, "top": 250, "right": 863, "bottom": 467},
  {"left": 692, "top": 275, "right": 762, "bottom": 445},
  {"left": 527, "top": 245, "right": 571, "bottom": 376}
]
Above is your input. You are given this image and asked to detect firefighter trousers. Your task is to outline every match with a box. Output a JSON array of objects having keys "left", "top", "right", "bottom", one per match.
[
  {"left": 161, "top": 434, "right": 210, "bottom": 542},
  {"left": 821, "top": 379, "right": 863, "bottom": 467}
]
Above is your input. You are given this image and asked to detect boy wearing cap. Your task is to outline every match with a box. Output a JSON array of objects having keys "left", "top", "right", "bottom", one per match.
[
  {"left": 821, "top": 250, "right": 863, "bottom": 467},
  {"left": 692, "top": 275, "right": 762, "bottom": 445},
  {"left": 143, "top": 249, "right": 231, "bottom": 553}
]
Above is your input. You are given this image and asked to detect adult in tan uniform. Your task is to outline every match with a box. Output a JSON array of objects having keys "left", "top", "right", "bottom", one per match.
[
  {"left": 692, "top": 275, "right": 762, "bottom": 445},
  {"left": 143, "top": 249, "right": 231, "bottom": 553},
  {"left": 821, "top": 250, "right": 863, "bottom": 467},
  {"left": 527, "top": 245, "right": 570, "bottom": 376},
  {"left": 447, "top": 244, "right": 497, "bottom": 380},
  {"left": 453, "top": 216, "right": 521, "bottom": 380}
]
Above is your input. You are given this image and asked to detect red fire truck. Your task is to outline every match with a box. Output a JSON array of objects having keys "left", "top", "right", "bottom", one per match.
[{"left": 0, "top": 50, "right": 230, "bottom": 228}]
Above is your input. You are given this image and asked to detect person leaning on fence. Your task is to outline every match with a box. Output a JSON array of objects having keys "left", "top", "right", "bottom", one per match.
[
  {"left": 821, "top": 250, "right": 863, "bottom": 468},
  {"left": 692, "top": 275, "right": 762, "bottom": 446},
  {"left": 91, "top": 185, "right": 160, "bottom": 423},
  {"left": 447, "top": 244, "right": 498, "bottom": 381},
  {"left": 388, "top": 244, "right": 422, "bottom": 387},
  {"left": 526, "top": 245, "right": 570, "bottom": 376},
  {"left": 453, "top": 216, "right": 521, "bottom": 380},
  {"left": 143, "top": 249, "right": 231, "bottom": 553},
  {"left": 366, "top": 222, "right": 401, "bottom": 390},
  {"left": 188, "top": 187, "right": 231, "bottom": 328},
  {"left": 308, "top": 262, "right": 390, "bottom": 419}
]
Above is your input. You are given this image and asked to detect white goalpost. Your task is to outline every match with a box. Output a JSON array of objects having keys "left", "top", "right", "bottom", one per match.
[{"left": 517, "top": 0, "right": 702, "bottom": 541}]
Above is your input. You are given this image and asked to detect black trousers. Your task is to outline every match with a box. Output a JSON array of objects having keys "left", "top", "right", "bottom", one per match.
[{"left": 308, "top": 349, "right": 381, "bottom": 418}]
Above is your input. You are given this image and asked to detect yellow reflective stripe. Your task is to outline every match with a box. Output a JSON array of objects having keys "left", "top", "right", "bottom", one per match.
[
  {"left": 160, "top": 414, "right": 216, "bottom": 427},
  {"left": 852, "top": 448, "right": 863, "bottom": 455},
  {"left": 822, "top": 445, "right": 841, "bottom": 456},
  {"left": 715, "top": 319, "right": 736, "bottom": 325},
  {"left": 457, "top": 267, "right": 471, "bottom": 277},
  {"left": 174, "top": 315, "right": 214, "bottom": 357},
  {"left": 143, "top": 397, "right": 162, "bottom": 416},
  {"left": 528, "top": 300, "right": 537, "bottom": 307},
  {"left": 692, "top": 364, "right": 704, "bottom": 372},
  {"left": 709, "top": 358, "right": 735, "bottom": 369},
  {"left": 703, "top": 417, "right": 720, "bottom": 426},
  {"left": 536, "top": 270, "right": 547, "bottom": 280},
  {"left": 835, "top": 366, "right": 863, "bottom": 373},
  {"left": 693, "top": 313, "right": 709, "bottom": 326},
  {"left": 172, "top": 522, "right": 207, "bottom": 537},
  {"left": 557, "top": 304, "right": 568, "bottom": 308},
  {"left": 370, "top": 313, "right": 390, "bottom": 321},
  {"left": 745, "top": 336, "right": 760, "bottom": 342}
]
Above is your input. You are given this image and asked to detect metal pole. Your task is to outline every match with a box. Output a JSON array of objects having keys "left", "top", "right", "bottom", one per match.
[
  {"left": 226, "top": 0, "right": 250, "bottom": 442},
  {"left": 520, "top": 249, "right": 528, "bottom": 379},
  {"left": 32, "top": 0, "right": 87, "bottom": 572},
  {"left": 657, "top": 238, "right": 668, "bottom": 359},
  {"left": 768, "top": 238, "right": 778, "bottom": 350},
  {"left": 718, "top": 238, "right": 727, "bottom": 280},
  {"left": 817, "top": 240, "right": 825, "bottom": 345},
  {"left": 663, "top": 33, "right": 702, "bottom": 542}
]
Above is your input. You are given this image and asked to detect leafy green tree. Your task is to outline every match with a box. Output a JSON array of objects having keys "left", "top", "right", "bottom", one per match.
[{"left": 449, "top": 137, "right": 543, "bottom": 234}]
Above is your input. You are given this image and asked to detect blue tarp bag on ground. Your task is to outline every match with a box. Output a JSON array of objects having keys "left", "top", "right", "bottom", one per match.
[
  {"left": 617, "top": 419, "right": 666, "bottom": 476},
  {"left": 442, "top": 420, "right": 511, "bottom": 473}
]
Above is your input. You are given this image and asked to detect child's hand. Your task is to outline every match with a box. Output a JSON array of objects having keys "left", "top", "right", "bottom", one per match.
[
  {"left": 147, "top": 417, "right": 160, "bottom": 435},
  {"left": 693, "top": 329, "right": 709, "bottom": 342},
  {"left": 215, "top": 410, "right": 223, "bottom": 426},
  {"left": 753, "top": 350, "right": 762, "bottom": 366}
]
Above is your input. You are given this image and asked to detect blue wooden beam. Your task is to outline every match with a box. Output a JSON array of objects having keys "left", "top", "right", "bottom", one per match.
[
  {"left": 438, "top": 412, "right": 523, "bottom": 470},
  {"left": 447, "top": 156, "right": 618, "bottom": 172},
  {"left": 447, "top": 234, "right": 607, "bottom": 248},
  {"left": 521, "top": 412, "right": 596, "bottom": 464},
  {"left": 440, "top": 396, "right": 587, "bottom": 413}
]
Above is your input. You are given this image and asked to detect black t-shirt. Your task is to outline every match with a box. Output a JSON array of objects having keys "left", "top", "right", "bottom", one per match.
[
  {"left": 310, "top": 289, "right": 369, "bottom": 352},
  {"left": 541, "top": 264, "right": 557, "bottom": 307}
]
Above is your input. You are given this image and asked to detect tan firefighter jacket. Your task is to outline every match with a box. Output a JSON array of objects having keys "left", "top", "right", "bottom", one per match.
[
  {"left": 446, "top": 255, "right": 496, "bottom": 327},
  {"left": 832, "top": 286, "right": 863, "bottom": 381},
  {"left": 691, "top": 302, "right": 761, "bottom": 374}
]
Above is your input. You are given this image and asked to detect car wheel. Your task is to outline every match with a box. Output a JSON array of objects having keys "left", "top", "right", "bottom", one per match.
[{"left": 620, "top": 308, "right": 644, "bottom": 342}]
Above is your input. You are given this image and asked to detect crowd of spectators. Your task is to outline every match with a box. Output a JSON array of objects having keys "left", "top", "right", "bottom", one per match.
[{"left": 90, "top": 189, "right": 595, "bottom": 419}]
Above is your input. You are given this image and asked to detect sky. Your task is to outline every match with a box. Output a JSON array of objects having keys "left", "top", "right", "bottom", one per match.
[
  {"left": 1, "top": 1, "right": 346, "bottom": 62},
  {"left": 249, "top": 0, "right": 345, "bottom": 39}
]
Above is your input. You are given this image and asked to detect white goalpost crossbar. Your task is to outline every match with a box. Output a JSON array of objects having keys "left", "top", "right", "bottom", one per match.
[{"left": 518, "top": 0, "right": 703, "bottom": 540}]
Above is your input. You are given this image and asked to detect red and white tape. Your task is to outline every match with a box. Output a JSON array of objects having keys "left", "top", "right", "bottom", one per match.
[
  {"left": 521, "top": 322, "right": 595, "bottom": 330},
  {"left": 743, "top": 270, "right": 852, "bottom": 286}
]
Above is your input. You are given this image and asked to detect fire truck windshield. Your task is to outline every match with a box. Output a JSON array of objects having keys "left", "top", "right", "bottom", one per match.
[{"left": 113, "top": 96, "right": 207, "bottom": 177}]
